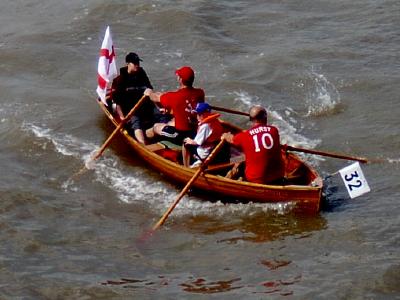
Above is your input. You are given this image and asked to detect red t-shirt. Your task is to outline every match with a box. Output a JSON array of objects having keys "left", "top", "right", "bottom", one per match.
[
  {"left": 233, "top": 124, "right": 284, "bottom": 184},
  {"left": 160, "top": 87, "right": 205, "bottom": 131}
]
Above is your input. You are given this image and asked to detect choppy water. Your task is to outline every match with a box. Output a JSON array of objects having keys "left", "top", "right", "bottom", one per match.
[{"left": 1, "top": 0, "right": 400, "bottom": 299}]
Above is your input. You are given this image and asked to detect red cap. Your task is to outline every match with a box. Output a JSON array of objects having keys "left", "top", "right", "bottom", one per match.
[{"left": 175, "top": 66, "right": 195, "bottom": 82}]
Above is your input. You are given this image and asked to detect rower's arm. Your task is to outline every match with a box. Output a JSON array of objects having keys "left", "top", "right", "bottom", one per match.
[
  {"left": 144, "top": 88, "right": 162, "bottom": 103},
  {"left": 221, "top": 132, "right": 234, "bottom": 144}
]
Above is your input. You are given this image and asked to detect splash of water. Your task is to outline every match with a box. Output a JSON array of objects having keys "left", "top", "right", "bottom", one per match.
[
  {"left": 22, "top": 122, "right": 95, "bottom": 158},
  {"left": 303, "top": 68, "right": 341, "bottom": 116},
  {"left": 228, "top": 90, "right": 259, "bottom": 107}
]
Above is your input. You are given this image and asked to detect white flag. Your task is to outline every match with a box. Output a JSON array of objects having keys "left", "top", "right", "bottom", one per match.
[
  {"left": 339, "top": 162, "right": 370, "bottom": 199},
  {"left": 96, "top": 26, "right": 118, "bottom": 106}
]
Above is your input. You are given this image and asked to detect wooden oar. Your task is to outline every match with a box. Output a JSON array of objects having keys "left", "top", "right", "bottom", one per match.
[
  {"left": 285, "top": 145, "right": 368, "bottom": 163},
  {"left": 208, "top": 106, "right": 370, "bottom": 164},
  {"left": 91, "top": 95, "right": 147, "bottom": 161},
  {"left": 69, "top": 95, "right": 147, "bottom": 181},
  {"left": 210, "top": 105, "right": 250, "bottom": 117},
  {"left": 152, "top": 140, "right": 226, "bottom": 231}
]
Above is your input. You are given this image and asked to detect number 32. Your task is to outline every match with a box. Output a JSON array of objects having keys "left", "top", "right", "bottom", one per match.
[{"left": 344, "top": 171, "right": 362, "bottom": 191}]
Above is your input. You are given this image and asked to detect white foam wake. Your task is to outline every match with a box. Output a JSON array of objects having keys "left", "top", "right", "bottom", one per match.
[
  {"left": 20, "top": 122, "right": 300, "bottom": 218},
  {"left": 21, "top": 122, "right": 170, "bottom": 202}
]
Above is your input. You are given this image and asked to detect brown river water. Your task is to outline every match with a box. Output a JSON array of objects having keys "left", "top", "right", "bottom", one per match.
[{"left": 1, "top": 0, "right": 399, "bottom": 299}]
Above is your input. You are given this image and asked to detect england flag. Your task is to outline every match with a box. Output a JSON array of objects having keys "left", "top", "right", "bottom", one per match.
[{"left": 96, "top": 26, "right": 117, "bottom": 106}]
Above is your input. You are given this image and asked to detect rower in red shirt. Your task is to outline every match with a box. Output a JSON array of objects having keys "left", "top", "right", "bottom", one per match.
[
  {"left": 144, "top": 66, "right": 204, "bottom": 144},
  {"left": 222, "top": 105, "right": 284, "bottom": 184}
]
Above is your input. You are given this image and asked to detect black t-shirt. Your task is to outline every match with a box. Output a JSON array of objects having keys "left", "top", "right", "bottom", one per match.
[{"left": 112, "top": 66, "right": 154, "bottom": 116}]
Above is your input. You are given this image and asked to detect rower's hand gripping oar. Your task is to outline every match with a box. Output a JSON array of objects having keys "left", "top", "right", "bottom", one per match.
[
  {"left": 151, "top": 140, "right": 226, "bottom": 232},
  {"left": 70, "top": 95, "right": 148, "bottom": 180}
]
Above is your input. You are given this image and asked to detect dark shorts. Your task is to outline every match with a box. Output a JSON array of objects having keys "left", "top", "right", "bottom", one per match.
[
  {"left": 128, "top": 108, "right": 171, "bottom": 131},
  {"left": 128, "top": 115, "right": 152, "bottom": 131},
  {"left": 160, "top": 126, "right": 195, "bottom": 145},
  {"left": 154, "top": 112, "right": 172, "bottom": 124}
]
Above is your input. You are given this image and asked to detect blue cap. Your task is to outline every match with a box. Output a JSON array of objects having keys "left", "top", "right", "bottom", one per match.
[{"left": 193, "top": 102, "right": 211, "bottom": 114}]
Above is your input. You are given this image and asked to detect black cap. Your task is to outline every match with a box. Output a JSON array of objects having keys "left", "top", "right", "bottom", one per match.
[{"left": 125, "top": 52, "right": 142, "bottom": 64}]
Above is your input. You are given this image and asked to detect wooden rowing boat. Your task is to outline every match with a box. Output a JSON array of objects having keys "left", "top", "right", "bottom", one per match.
[{"left": 97, "top": 99, "right": 323, "bottom": 214}]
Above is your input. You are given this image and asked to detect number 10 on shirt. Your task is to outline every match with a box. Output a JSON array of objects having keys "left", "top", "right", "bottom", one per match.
[{"left": 252, "top": 133, "right": 274, "bottom": 152}]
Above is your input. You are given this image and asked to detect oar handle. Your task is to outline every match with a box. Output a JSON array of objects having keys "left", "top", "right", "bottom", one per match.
[
  {"left": 93, "top": 95, "right": 147, "bottom": 160},
  {"left": 285, "top": 145, "right": 368, "bottom": 163},
  {"left": 152, "top": 140, "right": 226, "bottom": 230},
  {"left": 210, "top": 105, "right": 250, "bottom": 117}
]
